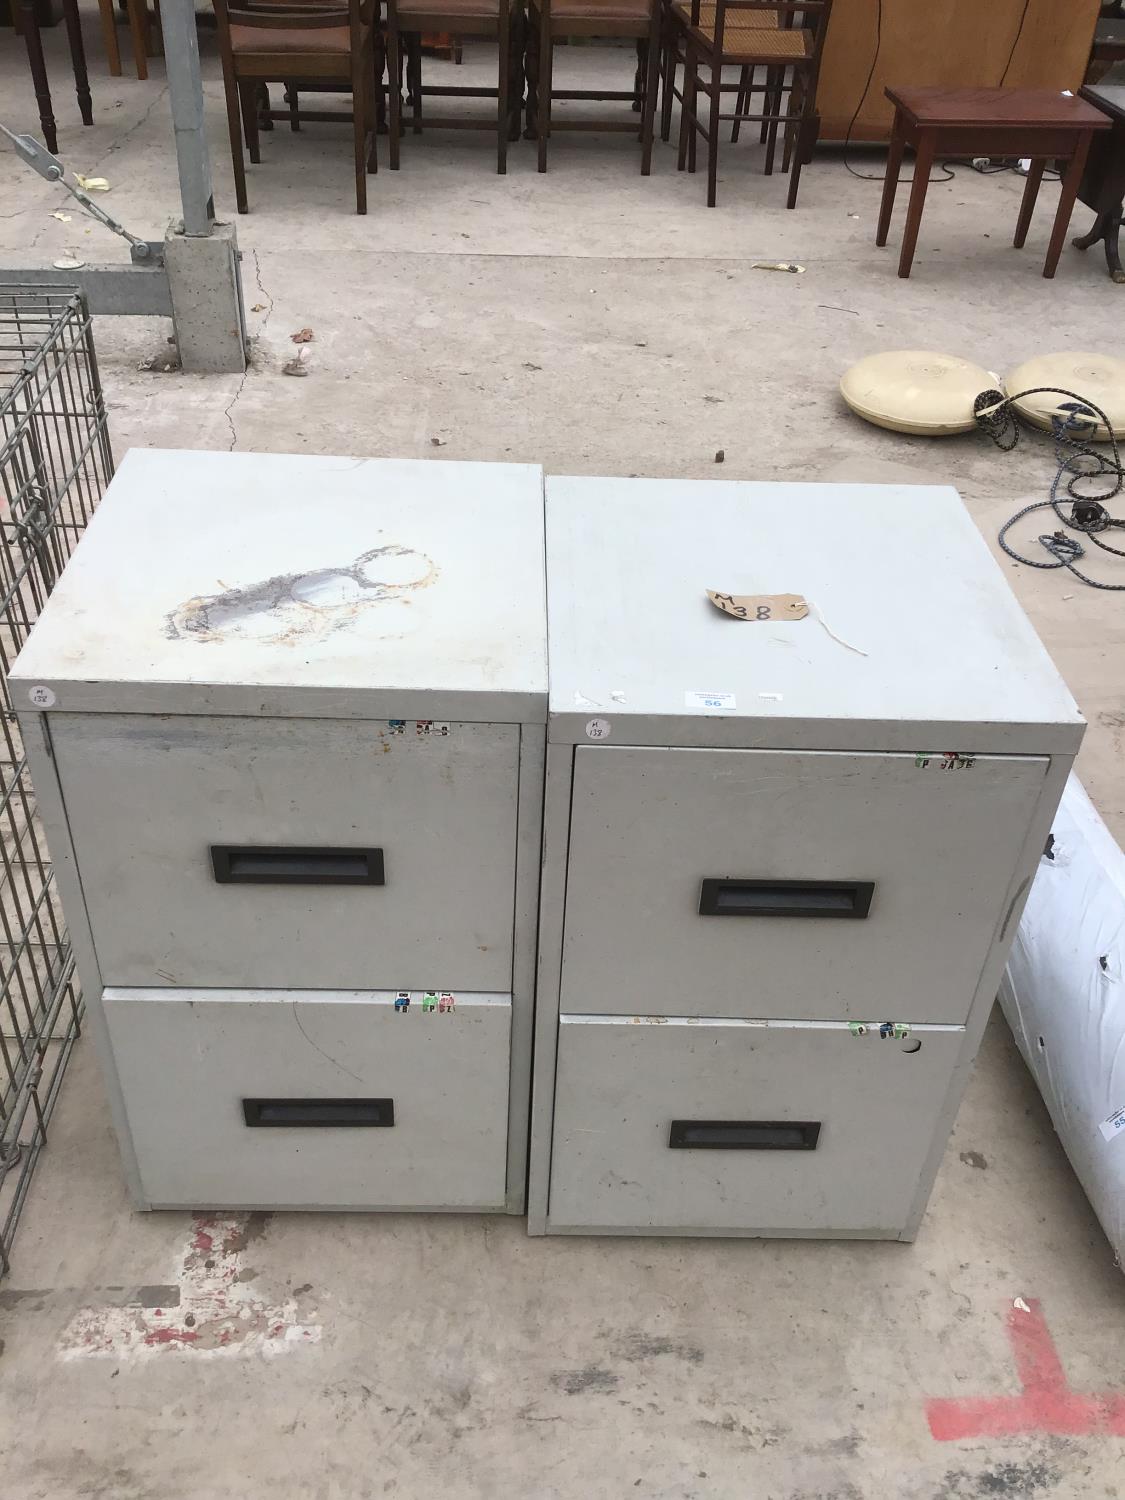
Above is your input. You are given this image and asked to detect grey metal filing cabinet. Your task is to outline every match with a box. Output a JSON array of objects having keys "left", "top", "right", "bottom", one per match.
[
  {"left": 529, "top": 477, "right": 1085, "bottom": 1239},
  {"left": 12, "top": 450, "right": 547, "bottom": 1213}
]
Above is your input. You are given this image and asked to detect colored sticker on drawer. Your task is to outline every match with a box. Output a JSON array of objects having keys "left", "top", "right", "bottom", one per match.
[
  {"left": 439, "top": 992, "right": 456, "bottom": 1013},
  {"left": 685, "top": 690, "right": 736, "bottom": 712},
  {"left": 422, "top": 991, "right": 438, "bottom": 1012},
  {"left": 1099, "top": 1105, "right": 1125, "bottom": 1143},
  {"left": 415, "top": 721, "right": 450, "bottom": 737},
  {"left": 394, "top": 991, "right": 411, "bottom": 1013}
]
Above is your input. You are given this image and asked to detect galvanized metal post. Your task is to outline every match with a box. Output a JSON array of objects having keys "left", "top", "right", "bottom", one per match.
[
  {"left": 160, "top": 0, "right": 247, "bottom": 373},
  {"left": 160, "top": 0, "right": 215, "bottom": 236}
]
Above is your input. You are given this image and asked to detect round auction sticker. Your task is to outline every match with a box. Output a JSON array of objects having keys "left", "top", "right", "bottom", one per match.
[
  {"left": 585, "top": 718, "right": 611, "bottom": 741},
  {"left": 28, "top": 685, "right": 56, "bottom": 709}
]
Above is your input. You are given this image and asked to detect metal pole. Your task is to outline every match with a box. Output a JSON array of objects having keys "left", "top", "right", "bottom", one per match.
[{"left": 160, "top": 0, "right": 216, "bottom": 236}]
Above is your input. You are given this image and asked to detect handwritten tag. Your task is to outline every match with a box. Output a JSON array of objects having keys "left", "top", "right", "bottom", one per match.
[{"left": 707, "top": 591, "right": 809, "bottom": 622}]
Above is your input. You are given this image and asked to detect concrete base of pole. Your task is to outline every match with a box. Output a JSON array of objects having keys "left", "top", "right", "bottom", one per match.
[{"left": 165, "top": 219, "right": 247, "bottom": 375}]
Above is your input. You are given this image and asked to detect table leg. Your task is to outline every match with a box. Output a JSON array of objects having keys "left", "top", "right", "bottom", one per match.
[
  {"left": 897, "top": 131, "right": 935, "bottom": 278},
  {"left": 62, "top": 0, "right": 93, "bottom": 126},
  {"left": 1043, "top": 132, "right": 1092, "bottom": 278},
  {"left": 1013, "top": 159, "right": 1044, "bottom": 249},
  {"left": 20, "top": 0, "right": 57, "bottom": 155},
  {"left": 876, "top": 107, "right": 906, "bottom": 247}
]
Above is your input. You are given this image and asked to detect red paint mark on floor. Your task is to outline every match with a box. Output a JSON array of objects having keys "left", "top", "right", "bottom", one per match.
[
  {"left": 58, "top": 1213, "right": 320, "bottom": 1361},
  {"left": 927, "top": 1298, "right": 1125, "bottom": 1439}
]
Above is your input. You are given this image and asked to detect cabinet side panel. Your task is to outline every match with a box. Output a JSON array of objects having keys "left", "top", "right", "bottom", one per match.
[
  {"left": 18, "top": 711, "right": 147, "bottom": 1207},
  {"left": 901, "top": 752, "right": 1074, "bottom": 1239}
]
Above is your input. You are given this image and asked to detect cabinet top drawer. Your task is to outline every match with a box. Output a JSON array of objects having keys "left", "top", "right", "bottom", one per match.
[
  {"left": 544, "top": 477, "right": 1084, "bottom": 755},
  {"left": 11, "top": 451, "right": 547, "bottom": 724}
]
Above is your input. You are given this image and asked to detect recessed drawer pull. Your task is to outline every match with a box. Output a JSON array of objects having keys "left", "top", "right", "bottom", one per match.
[
  {"left": 211, "top": 845, "right": 385, "bottom": 886},
  {"left": 698, "top": 878, "right": 874, "bottom": 919},
  {"left": 242, "top": 1097, "right": 394, "bottom": 1128},
  {"left": 668, "top": 1119, "right": 821, "bottom": 1151}
]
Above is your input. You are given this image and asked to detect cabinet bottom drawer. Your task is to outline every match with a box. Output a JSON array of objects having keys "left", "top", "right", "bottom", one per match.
[
  {"left": 547, "top": 1016, "right": 965, "bottom": 1236},
  {"left": 103, "top": 988, "right": 511, "bottom": 1210}
]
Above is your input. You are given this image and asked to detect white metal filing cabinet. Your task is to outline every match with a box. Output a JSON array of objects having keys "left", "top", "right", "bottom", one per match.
[
  {"left": 529, "top": 478, "right": 1085, "bottom": 1239},
  {"left": 12, "top": 450, "right": 547, "bottom": 1213}
]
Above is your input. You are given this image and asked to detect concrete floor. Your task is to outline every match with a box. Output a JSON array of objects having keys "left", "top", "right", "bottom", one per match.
[{"left": 3, "top": 15, "right": 1125, "bottom": 1499}]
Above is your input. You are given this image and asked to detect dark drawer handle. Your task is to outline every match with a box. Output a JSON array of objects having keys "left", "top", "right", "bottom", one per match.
[
  {"left": 242, "top": 1098, "right": 394, "bottom": 1128},
  {"left": 698, "top": 878, "right": 874, "bottom": 919},
  {"left": 211, "top": 846, "right": 385, "bottom": 885},
  {"left": 669, "top": 1119, "right": 821, "bottom": 1150}
]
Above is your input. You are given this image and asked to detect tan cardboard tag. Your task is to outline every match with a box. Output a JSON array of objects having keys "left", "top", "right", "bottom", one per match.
[{"left": 706, "top": 591, "right": 809, "bottom": 622}]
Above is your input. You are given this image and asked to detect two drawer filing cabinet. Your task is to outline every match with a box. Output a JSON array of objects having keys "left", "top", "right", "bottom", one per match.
[
  {"left": 528, "top": 477, "right": 1085, "bottom": 1238},
  {"left": 13, "top": 450, "right": 548, "bottom": 1213}
]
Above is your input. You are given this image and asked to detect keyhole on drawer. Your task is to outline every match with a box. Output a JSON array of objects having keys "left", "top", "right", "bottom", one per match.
[{"left": 901, "top": 1039, "right": 922, "bottom": 1055}]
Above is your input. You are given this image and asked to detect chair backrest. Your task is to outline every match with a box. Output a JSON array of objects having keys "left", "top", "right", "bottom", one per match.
[
  {"left": 213, "top": 0, "right": 370, "bottom": 42},
  {"left": 693, "top": 0, "right": 834, "bottom": 66}
]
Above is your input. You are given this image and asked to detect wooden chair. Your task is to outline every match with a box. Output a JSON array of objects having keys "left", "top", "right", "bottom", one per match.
[
  {"left": 659, "top": 0, "right": 776, "bottom": 146},
  {"left": 212, "top": 0, "right": 379, "bottom": 214},
  {"left": 525, "top": 0, "right": 662, "bottom": 174},
  {"left": 673, "top": 0, "right": 833, "bottom": 208},
  {"left": 384, "top": 0, "right": 522, "bottom": 173}
]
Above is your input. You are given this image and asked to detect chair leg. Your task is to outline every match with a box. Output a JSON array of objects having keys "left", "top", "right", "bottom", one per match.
[
  {"left": 688, "top": 56, "right": 699, "bottom": 173},
  {"left": 20, "top": 0, "right": 58, "bottom": 155},
  {"left": 238, "top": 81, "right": 261, "bottom": 165},
  {"left": 352, "top": 65, "right": 368, "bottom": 213},
  {"left": 497, "top": 4, "right": 510, "bottom": 172},
  {"left": 257, "top": 82, "right": 274, "bottom": 132},
  {"left": 287, "top": 82, "right": 300, "bottom": 131},
  {"left": 764, "top": 73, "right": 783, "bottom": 176},
  {"left": 97, "top": 0, "right": 122, "bottom": 76},
  {"left": 640, "top": 4, "right": 660, "bottom": 174},
  {"left": 786, "top": 91, "right": 814, "bottom": 209},
  {"left": 659, "top": 21, "right": 676, "bottom": 144},
  {"left": 508, "top": 1, "right": 525, "bottom": 140},
  {"left": 387, "top": 21, "right": 402, "bottom": 166},
  {"left": 366, "top": 40, "right": 379, "bottom": 172},
  {"left": 220, "top": 68, "right": 249, "bottom": 214},
  {"left": 61, "top": 0, "right": 93, "bottom": 127},
  {"left": 410, "top": 35, "right": 423, "bottom": 134},
  {"left": 760, "top": 64, "right": 775, "bottom": 143},
  {"left": 731, "top": 66, "right": 748, "bottom": 143},
  {"left": 782, "top": 75, "right": 801, "bottom": 173},
  {"left": 374, "top": 29, "right": 387, "bottom": 133},
  {"left": 705, "top": 55, "right": 721, "bottom": 205},
  {"left": 126, "top": 0, "right": 147, "bottom": 80},
  {"left": 537, "top": 9, "right": 551, "bottom": 172},
  {"left": 525, "top": 1, "right": 540, "bottom": 137},
  {"left": 633, "top": 39, "right": 645, "bottom": 112},
  {"left": 677, "top": 40, "right": 694, "bottom": 171}
]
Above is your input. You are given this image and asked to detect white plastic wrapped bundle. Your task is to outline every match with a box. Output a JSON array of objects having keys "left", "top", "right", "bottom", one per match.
[{"left": 1000, "top": 776, "right": 1125, "bottom": 1265}]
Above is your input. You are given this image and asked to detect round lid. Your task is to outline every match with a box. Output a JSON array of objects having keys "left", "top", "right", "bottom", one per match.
[
  {"left": 1005, "top": 353, "right": 1125, "bottom": 442},
  {"left": 839, "top": 351, "right": 995, "bottom": 436}
]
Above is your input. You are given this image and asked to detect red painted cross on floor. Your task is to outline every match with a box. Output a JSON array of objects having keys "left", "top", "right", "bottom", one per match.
[{"left": 927, "top": 1298, "right": 1125, "bottom": 1440}]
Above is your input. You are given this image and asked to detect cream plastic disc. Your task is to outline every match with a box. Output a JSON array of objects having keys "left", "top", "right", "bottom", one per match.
[
  {"left": 839, "top": 351, "right": 996, "bottom": 436},
  {"left": 1004, "top": 353, "right": 1125, "bottom": 442}
]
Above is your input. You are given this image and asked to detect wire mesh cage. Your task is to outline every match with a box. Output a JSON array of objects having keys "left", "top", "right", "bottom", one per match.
[{"left": 0, "top": 287, "right": 112, "bottom": 1274}]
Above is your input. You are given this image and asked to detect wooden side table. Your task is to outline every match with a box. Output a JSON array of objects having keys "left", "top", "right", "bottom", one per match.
[
  {"left": 876, "top": 86, "right": 1113, "bottom": 279},
  {"left": 1076, "top": 65, "right": 1125, "bottom": 282}
]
